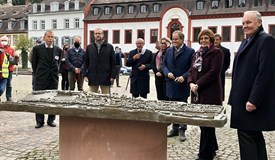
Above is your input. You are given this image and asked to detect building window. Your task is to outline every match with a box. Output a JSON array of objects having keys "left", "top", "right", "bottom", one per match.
[
  {"left": 13, "top": 35, "right": 17, "bottom": 46},
  {"left": 128, "top": 5, "right": 135, "bottom": 14},
  {"left": 137, "top": 29, "right": 145, "bottom": 39},
  {"left": 236, "top": 26, "right": 244, "bottom": 41},
  {"left": 52, "top": 19, "right": 57, "bottom": 29},
  {"left": 211, "top": 0, "right": 219, "bottom": 9},
  {"left": 116, "top": 6, "right": 122, "bottom": 14},
  {"left": 93, "top": 7, "right": 99, "bottom": 15},
  {"left": 90, "top": 30, "right": 95, "bottom": 43},
  {"left": 33, "top": 20, "right": 37, "bottom": 30},
  {"left": 197, "top": 1, "right": 204, "bottom": 10},
  {"left": 62, "top": 36, "right": 72, "bottom": 46},
  {"left": 104, "top": 6, "right": 111, "bottom": 15},
  {"left": 103, "top": 30, "right": 109, "bottom": 42},
  {"left": 64, "top": 19, "right": 69, "bottom": 29},
  {"left": 113, "top": 30, "right": 120, "bottom": 44},
  {"left": 0, "top": 20, "right": 3, "bottom": 29},
  {"left": 269, "top": 25, "right": 275, "bottom": 37},
  {"left": 150, "top": 29, "right": 158, "bottom": 44},
  {"left": 208, "top": 26, "right": 217, "bottom": 34},
  {"left": 254, "top": 0, "right": 262, "bottom": 6},
  {"left": 74, "top": 18, "right": 80, "bottom": 28},
  {"left": 225, "top": 0, "right": 233, "bottom": 8},
  {"left": 193, "top": 27, "right": 202, "bottom": 42},
  {"left": 153, "top": 4, "right": 160, "bottom": 13},
  {"left": 20, "top": 20, "right": 25, "bottom": 30},
  {"left": 40, "top": 20, "right": 45, "bottom": 30},
  {"left": 272, "top": 0, "right": 275, "bottom": 6},
  {"left": 125, "top": 30, "right": 132, "bottom": 44},
  {"left": 140, "top": 4, "right": 147, "bottom": 13},
  {"left": 54, "top": 36, "right": 59, "bottom": 46},
  {"left": 238, "top": 0, "right": 246, "bottom": 7},
  {"left": 222, "top": 26, "right": 231, "bottom": 42}
]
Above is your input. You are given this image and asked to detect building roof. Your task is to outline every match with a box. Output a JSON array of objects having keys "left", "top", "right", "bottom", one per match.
[
  {"left": 0, "top": 4, "right": 31, "bottom": 34},
  {"left": 84, "top": 0, "right": 275, "bottom": 22}
]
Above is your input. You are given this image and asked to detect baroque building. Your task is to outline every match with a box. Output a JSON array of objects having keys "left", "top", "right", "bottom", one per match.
[{"left": 83, "top": 0, "right": 275, "bottom": 71}]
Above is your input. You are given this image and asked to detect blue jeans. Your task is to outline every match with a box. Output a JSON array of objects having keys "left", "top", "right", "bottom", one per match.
[
  {"left": 0, "top": 78, "right": 7, "bottom": 96},
  {"left": 6, "top": 72, "right": 12, "bottom": 99}
]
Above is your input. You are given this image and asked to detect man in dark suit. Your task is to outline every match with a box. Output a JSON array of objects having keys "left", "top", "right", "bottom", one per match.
[
  {"left": 228, "top": 11, "right": 275, "bottom": 160},
  {"left": 32, "top": 30, "right": 62, "bottom": 129},
  {"left": 162, "top": 30, "right": 194, "bottom": 142},
  {"left": 126, "top": 38, "right": 153, "bottom": 99},
  {"left": 214, "top": 34, "right": 230, "bottom": 101}
]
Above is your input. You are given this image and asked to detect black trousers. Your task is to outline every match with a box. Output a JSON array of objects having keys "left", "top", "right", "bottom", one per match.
[
  {"left": 36, "top": 113, "right": 55, "bottom": 124},
  {"left": 170, "top": 97, "right": 187, "bottom": 131},
  {"left": 237, "top": 129, "right": 267, "bottom": 160},
  {"left": 155, "top": 76, "right": 168, "bottom": 101},
  {"left": 198, "top": 127, "right": 218, "bottom": 160}
]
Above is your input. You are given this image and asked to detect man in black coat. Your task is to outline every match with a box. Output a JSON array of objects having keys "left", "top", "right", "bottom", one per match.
[
  {"left": 83, "top": 28, "right": 116, "bottom": 94},
  {"left": 228, "top": 11, "right": 275, "bottom": 160},
  {"left": 214, "top": 33, "right": 230, "bottom": 101},
  {"left": 126, "top": 38, "right": 153, "bottom": 99},
  {"left": 32, "top": 30, "right": 62, "bottom": 128}
]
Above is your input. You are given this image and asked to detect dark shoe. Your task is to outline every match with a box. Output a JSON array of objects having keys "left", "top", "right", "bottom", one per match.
[
  {"left": 35, "top": 123, "right": 44, "bottom": 129},
  {"left": 6, "top": 97, "right": 12, "bottom": 101},
  {"left": 179, "top": 130, "right": 187, "bottom": 142},
  {"left": 47, "top": 122, "right": 56, "bottom": 127},
  {"left": 167, "top": 129, "right": 179, "bottom": 137}
]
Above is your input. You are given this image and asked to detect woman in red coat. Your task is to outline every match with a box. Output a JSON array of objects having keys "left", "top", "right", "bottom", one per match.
[{"left": 188, "top": 29, "right": 223, "bottom": 160}]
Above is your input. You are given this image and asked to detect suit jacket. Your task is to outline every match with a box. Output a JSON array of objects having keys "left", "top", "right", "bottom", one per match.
[
  {"left": 188, "top": 45, "right": 223, "bottom": 105},
  {"left": 126, "top": 49, "right": 153, "bottom": 95},
  {"left": 162, "top": 44, "right": 194, "bottom": 99},
  {"left": 228, "top": 26, "right": 275, "bottom": 131},
  {"left": 219, "top": 46, "right": 230, "bottom": 100},
  {"left": 32, "top": 43, "right": 62, "bottom": 90}
]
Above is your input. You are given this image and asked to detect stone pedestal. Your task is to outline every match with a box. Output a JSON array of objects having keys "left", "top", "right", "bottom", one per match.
[{"left": 59, "top": 116, "right": 167, "bottom": 160}]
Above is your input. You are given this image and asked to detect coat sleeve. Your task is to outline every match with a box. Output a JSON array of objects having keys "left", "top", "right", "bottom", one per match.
[
  {"left": 110, "top": 45, "right": 116, "bottom": 79},
  {"left": 161, "top": 50, "right": 170, "bottom": 76},
  {"left": 182, "top": 49, "right": 195, "bottom": 79},
  {"left": 196, "top": 49, "right": 223, "bottom": 90},
  {"left": 223, "top": 48, "right": 231, "bottom": 71},
  {"left": 65, "top": 49, "right": 75, "bottom": 70},
  {"left": 31, "top": 46, "right": 38, "bottom": 75},
  {"left": 144, "top": 50, "right": 153, "bottom": 70},
  {"left": 248, "top": 36, "right": 275, "bottom": 107},
  {"left": 82, "top": 45, "right": 90, "bottom": 77},
  {"left": 126, "top": 51, "right": 135, "bottom": 67}
]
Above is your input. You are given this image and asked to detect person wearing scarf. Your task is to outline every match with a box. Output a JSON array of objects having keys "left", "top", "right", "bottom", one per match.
[{"left": 188, "top": 29, "right": 223, "bottom": 160}]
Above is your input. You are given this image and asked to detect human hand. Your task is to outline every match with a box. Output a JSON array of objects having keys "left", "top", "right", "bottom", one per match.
[
  {"left": 61, "top": 58, "right": 65, "bottom": 61},
  {"left": 167, "top": 72, "right": 175, "bottom": 80},
  {"left": 138, "top": 64, "right": 146, "bottom": 70},
  {"left": 246, "top": 101, "right": 256, "bottom": 112},
  {"left": 156, "top": 72, "right": 162, "bottom": 77},
  {"left": 110, "top": 78, "right": 114, "bottom": 85},
  {"left": 174, "top": 76, "right": 184, "bottom": 83},
  {"left": 133, "top": 53, "right": 141, "bottom": 60},
  {"left": 190, "top": 83, "right": 198, "bottom": 94},
  {"left": 75, "top": 68, "right": 80, "bottom": 74},
  {"left": 84, "top": 77, "right": 89, "bottom": 82}
]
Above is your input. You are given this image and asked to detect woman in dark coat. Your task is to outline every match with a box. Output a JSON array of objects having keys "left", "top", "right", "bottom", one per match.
[
  {"left": 188, "top": 29, "right": 223, "bottom": 160},
  {"left": 151, "top": 37, "right": 171, "bottom": 101},
  {"left": 59, "top": 44, "right": 70, "bottom": 90}
]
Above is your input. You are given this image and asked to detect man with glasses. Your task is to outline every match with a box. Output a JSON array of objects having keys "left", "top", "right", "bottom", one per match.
[{"left": 162, "top": 30, "right": 194, "bottom": 142}]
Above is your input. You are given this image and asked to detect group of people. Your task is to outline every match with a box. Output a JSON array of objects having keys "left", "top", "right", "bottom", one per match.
[
  {"left": 1, "top": 10, "right": 274, "bottom": 160},
  {"left": 125, "top": 11, "right": 275, "bottom": 160},
  {"left": 0, "top": 36, "right": 18, "bottom": 102}
]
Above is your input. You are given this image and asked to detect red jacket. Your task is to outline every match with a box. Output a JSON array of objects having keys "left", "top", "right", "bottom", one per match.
[{"left": 4, "top": 46, "right": 15, "bottom": 72}]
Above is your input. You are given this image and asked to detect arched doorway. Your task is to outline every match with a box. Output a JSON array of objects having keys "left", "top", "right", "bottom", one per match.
[{"left": 167, "top": 19, "right": 183, "bottom": 40}]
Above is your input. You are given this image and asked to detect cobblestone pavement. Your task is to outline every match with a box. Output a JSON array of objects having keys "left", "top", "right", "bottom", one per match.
[{"left": 0, "top": 75, "right": 274, "bottom": 160}]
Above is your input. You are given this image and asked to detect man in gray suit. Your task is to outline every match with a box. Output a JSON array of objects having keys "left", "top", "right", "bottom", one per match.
[{"left": 32, "top": 30, "right": 62, "bottom": 128}]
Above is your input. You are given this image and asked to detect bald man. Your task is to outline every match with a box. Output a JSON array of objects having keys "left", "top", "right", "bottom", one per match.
[{"left": 126, "top": 38, "right": 153, "bottom": 98}]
